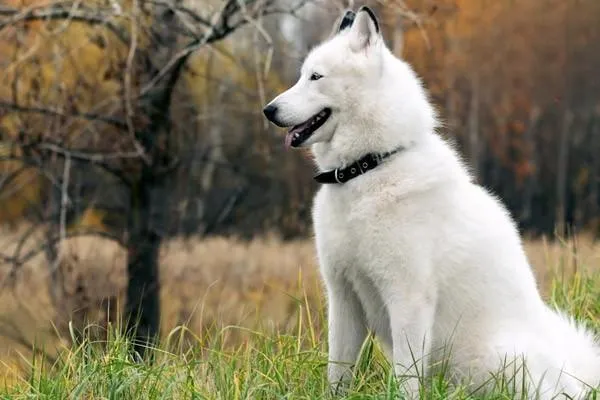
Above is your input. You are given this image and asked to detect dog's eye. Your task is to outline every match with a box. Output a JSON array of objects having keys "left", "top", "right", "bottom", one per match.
[{"left": 309, "top": 72, "right": 323, "bottom": 81}]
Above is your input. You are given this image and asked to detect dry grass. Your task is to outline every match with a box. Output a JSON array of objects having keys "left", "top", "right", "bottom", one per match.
[
  {"left": 158, "top": 235, "right": 322, "bottom": 341},
  {"left": 524, "top": 235, "right": 600, "bottom": 294},
  {"left": 0, "top": 229, "right": 598, "bottom": 385}
]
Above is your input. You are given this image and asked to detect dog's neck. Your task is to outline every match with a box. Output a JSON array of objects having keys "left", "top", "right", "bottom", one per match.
[
  {"left": 310, "top": 105, "right": 430, "bottom": 171},
  {"left": 311, "top": 132, "right": 414, "bottom": 172},
  {"left": 312, "top": 55, "right": 437, "bottom": 172}
]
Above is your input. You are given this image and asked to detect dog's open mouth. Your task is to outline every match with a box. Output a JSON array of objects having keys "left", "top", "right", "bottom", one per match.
[{"left": 285, "top": 108, "right": 331, "bottom": 148}]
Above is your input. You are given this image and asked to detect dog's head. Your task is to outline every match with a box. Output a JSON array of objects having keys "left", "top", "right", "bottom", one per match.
[{"left": 263, "top": 6, "right": 385, "bottom": 148}]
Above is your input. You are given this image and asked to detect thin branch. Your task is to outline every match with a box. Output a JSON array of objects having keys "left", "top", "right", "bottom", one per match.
[
  {"left": 203, "top": 185, "right": 247, "bottom": 235},
  {"left": 0, "top": 101, "right": 128, "bottom": 131},
  {"left": 0, "top": 144, "right": 133, "bottom": 189},
  {"left": 46, "top": 154, "right": 71, "bottom": 301},
  {"left": 59, "top": 156, "right": 71, "bottom": 255},
  {"left": 37, "top": 143, "right": 140, "bottom": 162},
  {"left": 1, "top": 228, "right": 125, "bottom": 280},
  {"left": 12, "top": 222, "right": 45, "bottom": 269},
  {"left": 0, "top": 164, "right": 40, "bottom": 202},
  {"left": 139, "top": 0, "right": 307, "bottom": 97},
  {"left": 147, "top": 0, "right": 212, "bottom": 28},
  {"left": 0, "top": 4, "right": 128, "bottom": 43},
  {"left": 0, "top": 156, "right": 63, "bottom": 194},
  {"left": 138, "top": 2, "right": 222, "bottom": 98},
  {"left": 0, "top": 166, "right": 29, "bottom": 194},
  {"left": 36, "top": 143, "right": 135, "bottom": 186},
  {"left": 124, "top": 0, "right": 149, "bottom": 164}
]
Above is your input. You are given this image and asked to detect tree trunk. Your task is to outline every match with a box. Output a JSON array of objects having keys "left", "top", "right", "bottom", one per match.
[
  {"left": 555, "top": 110, "right": 573, "bottom": 236},
  {"left": 520, "top": 106, "right": 541, "bottom": 224},
  {"left": 125, "top": 168, "right": 162, "bottom": 356},
  {"left": 123, "top": 0, "right": 181, "bottom": 356}
]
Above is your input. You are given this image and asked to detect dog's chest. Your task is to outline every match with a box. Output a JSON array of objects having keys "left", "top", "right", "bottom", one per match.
[
  {"left": 312, "top": 186, "right": 389, "bottom": 274},
  {"left": 312, "top": 186, "right": 395, "bottom": 346}
]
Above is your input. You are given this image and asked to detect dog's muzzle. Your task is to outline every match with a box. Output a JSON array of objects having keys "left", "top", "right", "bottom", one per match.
[{"left": 263, "top": 104, "right": 286, "bottom": 127}]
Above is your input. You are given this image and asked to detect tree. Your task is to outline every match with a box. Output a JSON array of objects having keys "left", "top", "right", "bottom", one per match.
[{"left": 0, "top": 0, "right": 309, "bottom": 356}]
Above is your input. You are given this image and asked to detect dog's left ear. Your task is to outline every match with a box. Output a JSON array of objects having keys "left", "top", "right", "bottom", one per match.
[
  {"left": 330, "top": 10, "right": 355, "bottom": 37},
  {"left": 348, "top": 6, "right": 381, "bottom": 52},
  {"left": 338, "top": 10, "right": 356, "bottom": 32}
]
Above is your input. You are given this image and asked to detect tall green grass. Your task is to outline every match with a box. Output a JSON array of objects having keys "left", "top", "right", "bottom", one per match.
[{"left": 1, "top": 272, "right": 599, "bottom": 400}]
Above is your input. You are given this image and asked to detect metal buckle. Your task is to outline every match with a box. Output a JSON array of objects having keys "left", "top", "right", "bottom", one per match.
[{"left": 334, "top": 168, "right": 342, "bottom": 184}]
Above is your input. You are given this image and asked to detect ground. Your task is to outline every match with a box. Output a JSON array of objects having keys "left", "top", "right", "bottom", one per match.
[{"left": 0, "top": 233, "right": 598, "bottom": 398}]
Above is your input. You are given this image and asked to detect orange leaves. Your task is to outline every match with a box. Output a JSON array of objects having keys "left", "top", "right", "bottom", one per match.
[
  {"left": 0, "top": 1, "right": 133, "bottom": 221},
  {"left": 397, "top": 0, "right": 600, "bottom": 200}
]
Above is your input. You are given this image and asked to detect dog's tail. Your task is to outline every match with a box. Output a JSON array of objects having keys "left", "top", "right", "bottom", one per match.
[{"left": 549, "top": 310, "right": 600, "bottom": 391}]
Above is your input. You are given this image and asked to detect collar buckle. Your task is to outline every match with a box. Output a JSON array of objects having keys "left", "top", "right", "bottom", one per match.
[{"left": 334, "top": 168, "right": 342, "bottom": 184}]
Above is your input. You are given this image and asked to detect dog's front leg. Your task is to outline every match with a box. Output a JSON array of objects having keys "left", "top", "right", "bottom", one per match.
[
  {"left": 386, "top": 287, "right": 436, "bottom": 399},
  {"left": 326, "top": 276, "right": 368, "bottom": 394}
]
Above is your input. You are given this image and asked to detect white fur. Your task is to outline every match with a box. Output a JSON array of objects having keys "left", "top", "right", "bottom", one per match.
[{"left": 265, "top": 8, "right": 600, "bottom": 399}]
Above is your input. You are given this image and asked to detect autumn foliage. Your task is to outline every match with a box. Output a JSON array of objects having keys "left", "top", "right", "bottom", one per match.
[
  {"left": 0, "top": 0, "right": 598, "bottom": 239},
  {"left": 400, "top": 0, "right": 600, "bottom": 235},
  {"left": 0, "top": 0, "right": 596, "bottom": 375}
]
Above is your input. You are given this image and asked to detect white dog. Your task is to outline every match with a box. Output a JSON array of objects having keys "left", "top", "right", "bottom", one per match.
[{"left": 263, "top": 7, "right": 600, "bottom": 399}]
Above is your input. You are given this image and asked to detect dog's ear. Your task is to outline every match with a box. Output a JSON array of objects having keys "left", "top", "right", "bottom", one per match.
[
  {"left": 330, "top": 10, "right": 355, "bottom": 37},
  {"left": 338, "top": 10, "right": 356, "bottom": 32},
  {"left": 348, "top": 6, "right": 381, "bottom": 52}
]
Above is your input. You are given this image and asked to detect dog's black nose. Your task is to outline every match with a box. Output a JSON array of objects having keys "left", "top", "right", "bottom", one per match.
[{"left": 263, "top": 104, "right": 278, "bottom": 121}]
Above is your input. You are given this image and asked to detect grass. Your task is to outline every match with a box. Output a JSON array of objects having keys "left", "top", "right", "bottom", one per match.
[
  {"left": 0, "top": 233, "right": 598, "bottom": 398},
  {"left": 0, "top": 271, "right": 599, "bottom": 399}
]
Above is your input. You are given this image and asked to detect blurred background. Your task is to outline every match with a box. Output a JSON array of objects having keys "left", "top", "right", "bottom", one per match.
[{"left": 0, "top": 0, "right": 599, "bottom": 382}]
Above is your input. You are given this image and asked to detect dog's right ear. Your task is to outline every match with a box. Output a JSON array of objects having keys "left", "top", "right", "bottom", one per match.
[
  {"left": 330, "top": 10, "right": 355, "bottom": 37},
  {"left": 348, "top": 6, "right": 381, "bottom": 52}
]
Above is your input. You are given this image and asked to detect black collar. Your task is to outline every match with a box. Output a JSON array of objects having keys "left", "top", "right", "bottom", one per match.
[{"left": 314, "top": 147, "right": 404, "bottom": 184}]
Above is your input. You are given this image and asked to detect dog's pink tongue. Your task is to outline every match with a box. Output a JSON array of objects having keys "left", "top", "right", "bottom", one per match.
[
  {"left": 285, "top": 123, "right": 308, "bottom": 149},
  {"left": 284, "top": 132, "right": 294, "bottom": 149}
]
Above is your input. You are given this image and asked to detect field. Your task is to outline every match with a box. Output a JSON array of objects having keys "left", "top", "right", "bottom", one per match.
[{"left": 0, "top": 233, "right": 598, "bottom": 398}]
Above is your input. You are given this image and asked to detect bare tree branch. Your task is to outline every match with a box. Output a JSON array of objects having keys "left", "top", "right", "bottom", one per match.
[
  {"left": 37, "top": 143, "right": 140, "bottom": 163},
  {"left": 1, "top": 228, "right": 125, "bottom": 271},
  {"left": 0, "top": 101, "right": 128, "bottom": 131},
  {"left": 147, "top": 0, "right": 212, "bottom": 28},
  {"left": 0, "top": 3, "right": 129, "bottom": 43},
  {"left": 36, "top": 144, "right": 133, "bottom": 187},
  {"left": 139, "top": 0, "right": 309, "bottom": 97}
]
